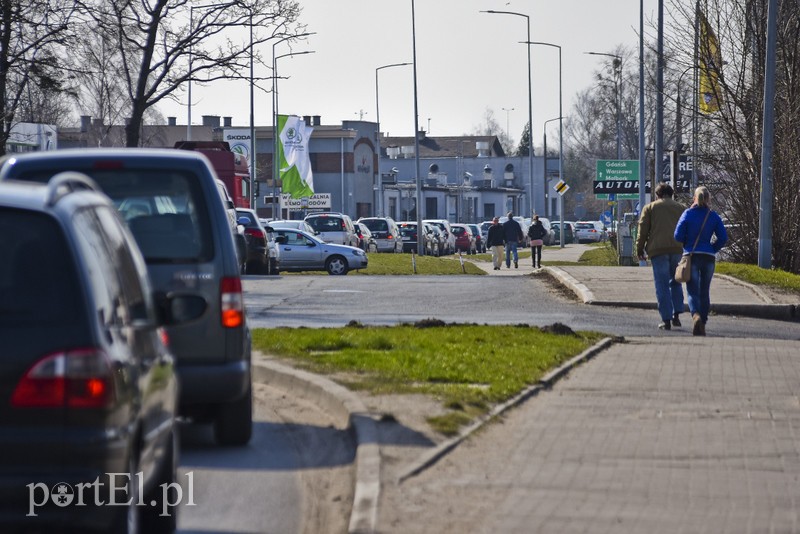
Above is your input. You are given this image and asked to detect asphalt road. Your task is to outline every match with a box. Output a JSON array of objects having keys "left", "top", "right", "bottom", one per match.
[{"left": 243, "top": 273, "right": 800, "bottom": 340}]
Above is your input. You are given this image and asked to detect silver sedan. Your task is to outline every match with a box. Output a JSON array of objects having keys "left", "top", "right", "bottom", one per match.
[{"left": 272, "top": 228, "right": 368, "bottom": 275}]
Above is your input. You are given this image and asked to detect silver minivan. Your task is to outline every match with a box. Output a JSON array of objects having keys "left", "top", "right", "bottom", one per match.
[
  {"left": 358, "top": 217, "right": 403, "bottom": 253},
  {"left": 0, "top": 149, "right": 253, "bottom": 447},
  {"left": 304, "top": 212, "right": 360, "bottom": 248}
]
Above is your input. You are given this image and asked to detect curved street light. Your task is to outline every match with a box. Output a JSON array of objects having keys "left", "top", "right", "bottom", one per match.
[
  {"left": 481, "top": 9, "right": 535, "bottom": 217},
  {"left": 271, "top": 33, "right": 315, "bottom": 218},
  {"left": 375, "top": 62, "right": 412, "bottom": 217}
]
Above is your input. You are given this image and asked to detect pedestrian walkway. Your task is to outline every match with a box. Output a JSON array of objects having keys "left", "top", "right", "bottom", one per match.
[
  {"left": 379, "top": 336, "right": 800, "bottom": 533},
  {"left": 473, "top": 244, "right": 799, "bottom": 320}
]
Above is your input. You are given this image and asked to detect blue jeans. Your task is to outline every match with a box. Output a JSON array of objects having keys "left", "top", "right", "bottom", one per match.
[
  {"left": 651, "top": 253, "right": 685, "bottom": 322},
  {"left": 685, "top": 253, "right": 716, "bottom": 323},
  {"left": 505, "top": 240, "right": 519, "bottom": 266}
]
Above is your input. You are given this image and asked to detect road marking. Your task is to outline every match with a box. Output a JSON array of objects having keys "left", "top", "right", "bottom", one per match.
[{"left": 323, "top": 289, "right": 365, "bottom": 293}]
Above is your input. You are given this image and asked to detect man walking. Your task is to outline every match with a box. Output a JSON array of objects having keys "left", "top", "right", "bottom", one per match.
[
  {"left": 486, "top": 217, "right": 505, "bottom": 270},
  {"left": 502, "top": 211, "right": 524, "bottom": 269},
  {"left": 636, "top": 183, "right": 686, "bottom": 330}
]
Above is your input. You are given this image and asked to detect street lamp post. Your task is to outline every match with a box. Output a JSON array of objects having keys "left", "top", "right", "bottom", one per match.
[
  {"left": 411, "top": 0, "right": 424, "bottom": 255},
  {"left": 481, "top": 9, "right": 534, "bottom": 217},
  {"left": 271, "top": 34, "right": 314, "bottom": 219},
  {"left": 501, "top": 107, "right": 514, "bottom": 137},
  {"left": 542, "top": 116, "right": 563, "bottom": 218},
  {"left": 586, "top": 51, "right": 623, "bottom": 160},
  {"left": 375, "top": 62, "right": 411, "bottom": 217},
  {"left": 522, "top": 41, "right": 561, "bottom": 221}
]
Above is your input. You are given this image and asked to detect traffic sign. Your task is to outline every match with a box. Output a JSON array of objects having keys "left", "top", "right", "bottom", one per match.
[
  {"left": 554, "top": 179, "right": 570, "bottom": 196},
  {"left": 595, "top": 160, "right": 641, "bottom": 199}
]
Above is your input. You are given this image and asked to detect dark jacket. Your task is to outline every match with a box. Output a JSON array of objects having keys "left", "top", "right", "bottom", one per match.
[
  {"left": 503, "top": 218, "right": 523, "bottom": 242},
  {"left": 486, "top": 224, "right": 505, "bottom": 247},
  {"left": 528, "top": 221, "right": 547, "bottom": 240}
]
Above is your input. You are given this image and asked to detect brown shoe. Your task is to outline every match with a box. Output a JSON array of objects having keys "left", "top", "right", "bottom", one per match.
[{"left": 692, "top": 313, "right": 705, "bottom": 336}]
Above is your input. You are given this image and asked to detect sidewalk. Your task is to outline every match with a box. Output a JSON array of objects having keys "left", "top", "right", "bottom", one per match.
[{"left": 476, "top": 243, "right": 799, "bottom": 320}]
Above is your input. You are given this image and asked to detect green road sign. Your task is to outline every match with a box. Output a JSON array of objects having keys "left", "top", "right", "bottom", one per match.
[{"left": 595, "top": 160, "right": 640, "bottom": 200}]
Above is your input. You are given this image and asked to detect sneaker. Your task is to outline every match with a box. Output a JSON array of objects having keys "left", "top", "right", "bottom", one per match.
[
  {"left": 672, "top": 314, "right": 681, "bottom": 327},
  {"left": 692, "top": 314, "right": 705, "bottom": 336},
  {"left": 658, "top": 321, "right": 671, "bottom": 330}
]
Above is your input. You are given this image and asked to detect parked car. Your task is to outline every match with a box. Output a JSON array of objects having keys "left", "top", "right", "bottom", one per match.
[
  {"left": 356, "top": 222, "right": 379, "bottom": 253},
  {"left": 215, "top": 178, "right": 248, "bottom": 272},
  {"left": 551, "top": 221, "right": 575, "bottom": 245},
  {"left": 357, "top": 217, "right": 403, "bottom": 253},
  {"left": 0, "top": 148, "right": 254, "bottom": 447},
  {"left": 398, "top": 221, "right": 437, "bottom": 255},
  {"left": 479, "top": 221, "right": 493, "bottom": 251},
  {"left": 267, "top": 218, "right": 317, "bottom": 235},
  {"left": 0, "top": 174, "right": 181, "bottom": 532},
  {"left": 304, "top": 212, "right": 360, "bottom": 248},
  {"left": 272, "top": 228, "right": 368, "bottom": 274},
  {"left": 427, "top": 224, "right": 447, "bottom": 256},
  {"left": 574, "top": 220, "right": 608, "bottom": 243},
  {"left": 468, "top": 223, "right": 486, "bottom": 253},
  {"left": 236, "top": 207, "right": 273, "bottom": 274},
  {"left": 451, "top": 223, "right": 477, "bottom": 254},
  {"left": 423, "top": 219, "right": 456, "bottom": 254}
]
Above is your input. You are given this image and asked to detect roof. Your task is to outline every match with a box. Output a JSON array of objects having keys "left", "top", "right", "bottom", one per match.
[{"left": 379, "top": 134, "right": 505, "bottom": 158}]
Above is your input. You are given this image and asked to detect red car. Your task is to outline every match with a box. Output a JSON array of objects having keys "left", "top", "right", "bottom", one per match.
[{"left": 451, "top": 223, "right": 477, "bottom": 254}]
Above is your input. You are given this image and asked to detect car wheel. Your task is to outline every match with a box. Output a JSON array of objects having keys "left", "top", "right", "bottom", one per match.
[
  {"left": 326, "top": 255, "right": 348, "bottom": 275},
  {"left": 141, "top": 429, "right": 178, "bottom": 533},
  {"left": 111, "top": 453, "right": 140, "bottom": 534},
  {"left": 214, "top": 387, "right": 253, "bottom": 446}
]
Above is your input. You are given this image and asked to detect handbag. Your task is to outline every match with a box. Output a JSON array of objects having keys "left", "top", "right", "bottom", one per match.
[{"left": 674, "top": 209, "right": 711, "bottom": 283}]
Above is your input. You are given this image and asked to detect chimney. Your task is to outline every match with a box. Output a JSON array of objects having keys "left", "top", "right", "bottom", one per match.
[
  {"left": 303, "top": 115, "right": 312, "bottom": 126},
  {"left": 417, "top": 130, "right": 426, "bottom": 140},
  {"left": 313, "top": 115, "right": 321, "bottom": 126},
  {"left": 223, "top": 116, "right": 232, "bottom": 127},
  {"left": 167, "top": 117, "right": 177, "bottom": 126},
  {"left": 80, "top": 115, "right": 91, "bottom": 133},
  {"left": 202, "top": 115, "right": 220, "bottom": 127}
]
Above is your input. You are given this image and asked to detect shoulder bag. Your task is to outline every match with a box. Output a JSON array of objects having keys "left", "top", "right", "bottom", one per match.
[{"left": 674, "top": 209, "right": 711, "bottom": 283}]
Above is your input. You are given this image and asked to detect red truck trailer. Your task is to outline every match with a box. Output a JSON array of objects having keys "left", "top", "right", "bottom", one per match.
[{"left": 174, "top": 141, "right": 251, "bottom": 208}]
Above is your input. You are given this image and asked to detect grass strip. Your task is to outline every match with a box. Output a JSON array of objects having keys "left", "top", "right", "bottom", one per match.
[{"left": 253, "top": 322, "right": 605, "bottom": 435}]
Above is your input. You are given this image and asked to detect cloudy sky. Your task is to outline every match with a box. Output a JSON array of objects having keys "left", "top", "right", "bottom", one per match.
[{"left": 161, "top": 0, "right": 661, "bottom": 147}]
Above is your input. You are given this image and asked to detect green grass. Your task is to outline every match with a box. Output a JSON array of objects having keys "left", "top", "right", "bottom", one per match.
[
  {"left": 716, "top": 262, "right": 800, "bottom": 293},
  {"left": 253, "top": 323, "right": 605, "bottom": 435},
  {"left": 281, "top": 252, "right": 486, "bottom": 275}
]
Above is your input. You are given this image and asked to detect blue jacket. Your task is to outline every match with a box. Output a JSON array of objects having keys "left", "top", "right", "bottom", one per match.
[
  {"left": 674, "top": 206, "right": 728, "bottom": 256},
  {"left": 503, "top": 219, "right": 523, "bottom": 242}
]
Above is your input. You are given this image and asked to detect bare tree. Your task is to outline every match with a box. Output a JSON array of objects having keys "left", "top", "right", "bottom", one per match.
[
  {"left": 0, "top": 0, "right": 80, "bottom": 155},
  {"left": 471, "top": 107, "right": 514, "bottom": 154},
  {"left": 81, "top": 0, "right": 304, "bottom": 147}
]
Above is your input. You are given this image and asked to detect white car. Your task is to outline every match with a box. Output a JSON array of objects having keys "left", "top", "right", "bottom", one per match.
[
  {"left": 574, "top": 221, "right": 607, "bottom": 243},
  {"left": 423, "top": 219, "right": 456, "bottom": 254}
]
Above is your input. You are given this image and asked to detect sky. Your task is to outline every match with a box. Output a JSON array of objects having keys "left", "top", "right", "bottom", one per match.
[{"left": 161, "top": 0, "right": 660, "bottom": 148}]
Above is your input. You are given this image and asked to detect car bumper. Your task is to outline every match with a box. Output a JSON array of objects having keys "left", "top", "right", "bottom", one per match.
[
  {"left": 346, "top": 255, "right": 369, "bottom": 270},
  {"left": 178, "top": 359, "right": 251, "bottom": 408}
]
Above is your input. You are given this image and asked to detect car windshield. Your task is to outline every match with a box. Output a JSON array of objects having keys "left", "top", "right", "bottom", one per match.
[
  {"left": 452, "top": 226, "right": 466, "bottom": 236},
  {"left": 360, "top": 219, "right": 388, "bottom": 232},
  {"left": 306, "top": 216, "right": 344, "bottom": 232},
  {"left": 15, "top": 168, "right": 213, "bottom": 263},
  {"left": 399, "top": 225, "right": 417, "bottom": 236},
  {"left": 576, "top": 223, "right": 593, "bottom": 229}
]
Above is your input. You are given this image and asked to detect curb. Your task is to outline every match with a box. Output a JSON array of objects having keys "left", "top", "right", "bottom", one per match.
[
  {"left": 251, "top": 355, "right": 380, "bottom": 534},
  {"left": 545, "top": 266, "right": 595, "bottom": 303},
  {"left": 395, "top": 336, "right": 616, "bottom": 483}
]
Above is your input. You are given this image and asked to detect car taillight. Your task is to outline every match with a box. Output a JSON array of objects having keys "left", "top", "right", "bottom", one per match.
[
  {"left": 11, "top": 349, "right": 114, "bottom": 409},
  {"left": 387, "top": 234, "right": 394, "bottom": 239},
  {"left": 244, "top": 227, "right": 265, "bottom": 239},
  {"left": 220, "top": 276, "right": 244, "bottom": 328}
]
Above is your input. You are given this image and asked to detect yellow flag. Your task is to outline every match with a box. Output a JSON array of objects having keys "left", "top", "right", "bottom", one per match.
[{"left": 698, "top": 8, "right": 723, "bottom": 114}]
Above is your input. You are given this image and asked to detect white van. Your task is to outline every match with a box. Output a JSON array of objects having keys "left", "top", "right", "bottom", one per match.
[{"left": 304, "top": 212, "right": 360, "bottom": 248}]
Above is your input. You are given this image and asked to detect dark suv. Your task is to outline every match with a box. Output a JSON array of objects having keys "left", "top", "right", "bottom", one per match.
[
  {"left": 0, "top": 148, "right": 253, "bottom": 447},
  {"left": 0, "top": 174, "right": 180, "bottom": 532}
]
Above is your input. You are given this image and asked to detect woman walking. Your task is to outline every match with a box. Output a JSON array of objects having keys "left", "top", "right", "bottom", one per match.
[
  {"left": 527, "top": 215, "right": 547, "bottom": 268},
  {"left": 674, "top": 186, "right": 728, "bottom": 336}
]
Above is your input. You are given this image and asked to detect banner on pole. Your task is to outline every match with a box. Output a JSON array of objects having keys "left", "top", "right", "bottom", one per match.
[{"left": 278, "top": 115, "right": 314, "bottom": 199}]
